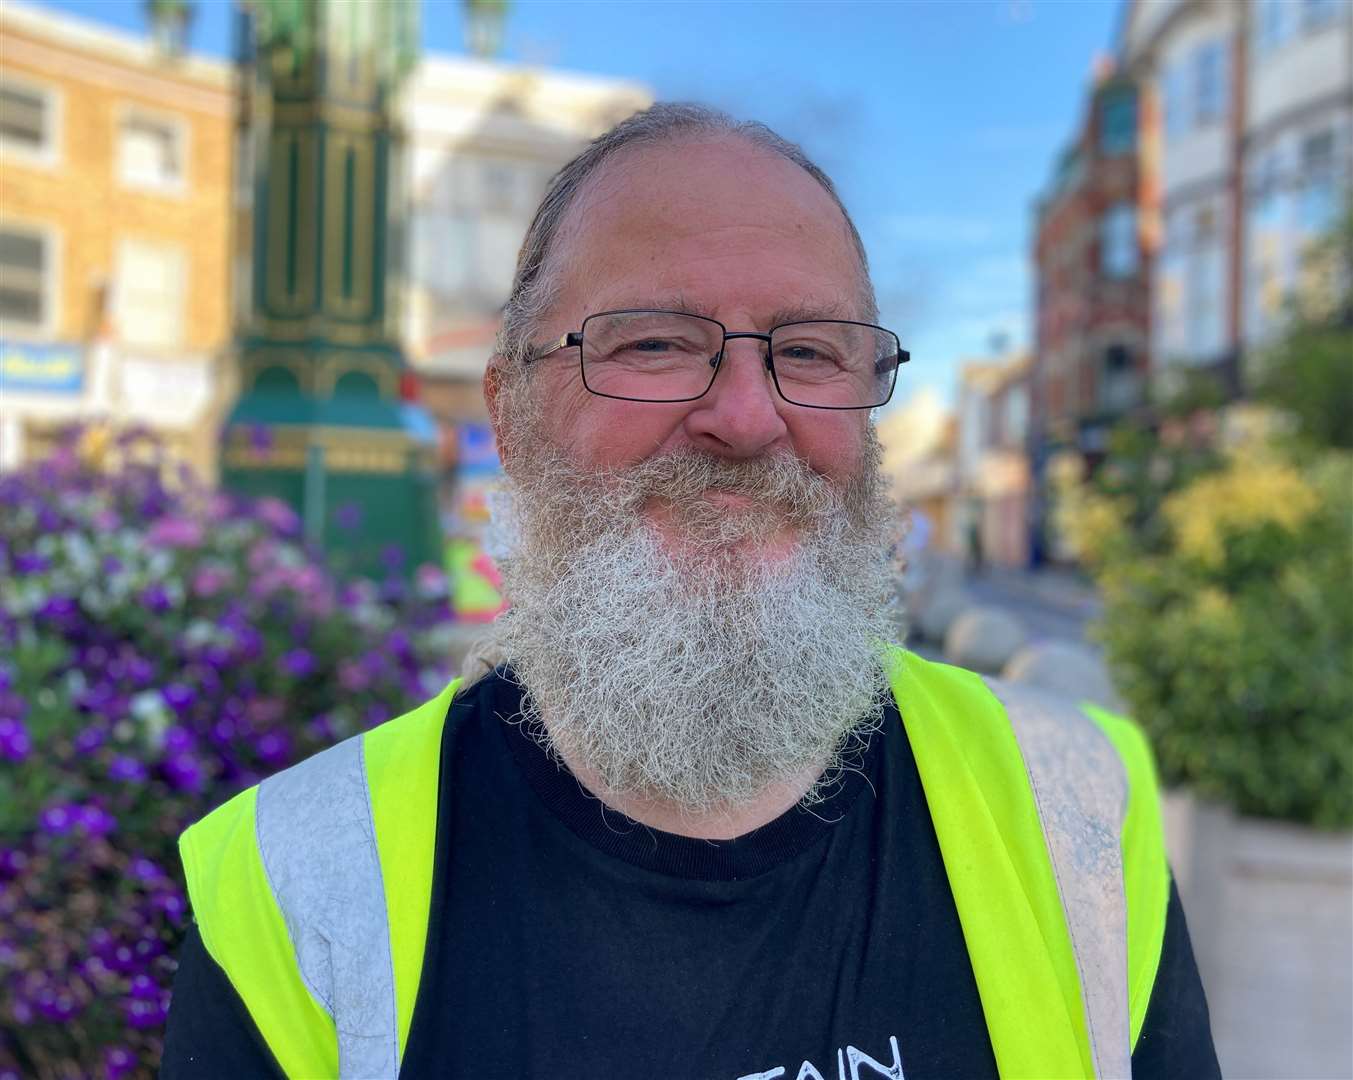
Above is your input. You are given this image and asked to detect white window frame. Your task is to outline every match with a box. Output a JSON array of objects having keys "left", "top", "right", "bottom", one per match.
[
  {"left": 0, "top": 218, "right": 61, "bottom": 341},
  {"left": 0, "top": 73, "right": 61, "bottom": 169},
  {"left": 115, "top": 104, "right": 189, "bottom": 197}
]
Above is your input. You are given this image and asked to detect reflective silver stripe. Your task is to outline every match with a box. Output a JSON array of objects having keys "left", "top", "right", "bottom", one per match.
[
  {"left": 985, "top": 677, "right": 1132, "bottom": 1080},
  {"left": 255, "top": 733, "right": 399, "bottom": 1079}
]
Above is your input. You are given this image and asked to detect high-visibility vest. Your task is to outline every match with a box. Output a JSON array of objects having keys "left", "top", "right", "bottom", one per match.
[{"left": 179, "top": 648, "right": 1169, "bottom": 1079}]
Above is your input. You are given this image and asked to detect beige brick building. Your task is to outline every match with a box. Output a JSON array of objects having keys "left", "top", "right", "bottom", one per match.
[{"left": 0, "top": 1, "right": 234, "bottom": 479}]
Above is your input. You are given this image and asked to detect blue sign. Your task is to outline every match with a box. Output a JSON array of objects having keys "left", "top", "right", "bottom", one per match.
[
  {"left": 0, "top": 340, "right": 84, "bottom": 394},
  {"left": 456, "top": 422, "right": 500, "bottom": 474}
]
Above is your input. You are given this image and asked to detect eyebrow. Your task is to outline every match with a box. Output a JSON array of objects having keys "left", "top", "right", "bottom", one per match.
[{"left": 590, "top": 295, "right": 857, "bottom": 327}]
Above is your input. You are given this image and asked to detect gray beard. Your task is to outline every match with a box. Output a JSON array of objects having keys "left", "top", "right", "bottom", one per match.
[{"left": 488, "top": 437, "right": 899, "bottom": 814}]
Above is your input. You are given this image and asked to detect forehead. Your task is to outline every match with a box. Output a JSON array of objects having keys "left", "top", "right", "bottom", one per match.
[{"left": 548, "top": 136, "right": 867, "bottom": 323}]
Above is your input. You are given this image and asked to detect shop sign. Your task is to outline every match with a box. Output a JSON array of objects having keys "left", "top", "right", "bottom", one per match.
[{"left": 0, "top": 340, "right": 84, "bottom": 394}]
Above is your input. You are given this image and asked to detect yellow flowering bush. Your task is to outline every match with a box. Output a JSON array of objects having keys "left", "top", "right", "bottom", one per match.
[{"left": 1072, "top": 442, "right": 1353, "bottom": 827}]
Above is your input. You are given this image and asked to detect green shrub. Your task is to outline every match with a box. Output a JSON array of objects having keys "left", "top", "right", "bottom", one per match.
[{"left": 1070, "top": 444, "right": 1353, "bottom": 827}]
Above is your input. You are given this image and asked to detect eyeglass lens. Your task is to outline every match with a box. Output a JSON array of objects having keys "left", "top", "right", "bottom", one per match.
[{"left": 579, "top": 311, "right": 899, "bottom": 408}]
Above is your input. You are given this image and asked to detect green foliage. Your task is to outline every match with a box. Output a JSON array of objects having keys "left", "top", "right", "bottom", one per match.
[
  {"left": 1253, "top": 202, "right": 1353, "bottom": 451},
  {"left": 1090, "top": 449, "right": 1353, "bottom": 826}
]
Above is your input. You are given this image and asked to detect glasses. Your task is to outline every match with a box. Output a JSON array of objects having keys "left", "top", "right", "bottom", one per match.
[{"left": 531, "top": 309, "right": 908, "bottom": 410}]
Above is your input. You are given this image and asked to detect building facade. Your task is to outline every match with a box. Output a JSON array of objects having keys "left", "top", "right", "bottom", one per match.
[
  {"left": 401, "top": 57, "right": 650, "bottom": 429},
  {"left": 955, "top": 353, "right": 1033, "bottom": 570},
  {"left": 397, "top": 57, "right": 649, "bottom": 555},
  {"left": 1030, "top": 62, "right": 1155, "bottom": 561},
  {"left": 1122, "top": 0, "right": 1352, "bottom": 389},
  {"left": 0, "top": 0, "right": 235, "bottom": 478}
]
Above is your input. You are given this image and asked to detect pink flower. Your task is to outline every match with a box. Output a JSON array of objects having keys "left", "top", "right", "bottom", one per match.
[{"left": 146, "top": 516, "right": 203, "bottom": 550}]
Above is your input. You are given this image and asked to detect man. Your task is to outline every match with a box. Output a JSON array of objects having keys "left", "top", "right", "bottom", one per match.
[{"left": 163, "top": 105, "right": 1218, "bottom": 1078}]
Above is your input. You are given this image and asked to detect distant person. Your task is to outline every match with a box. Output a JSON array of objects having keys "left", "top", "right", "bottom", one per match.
[
  {"left": 163, "top": 104, "right": 1217, "bottom": 1078},
  {"left": 967, "top": 515, "right": 985, "bottom": 577}
]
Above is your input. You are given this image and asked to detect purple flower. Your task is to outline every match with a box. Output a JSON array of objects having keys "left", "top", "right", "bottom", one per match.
[
  {"left": 0, "top": 667, "right": 11, "bottom": 694},
  {"left": 107, "top": 755, "right": 148, "bottom": 783},
  {"left": 0, "top": 847, "right": 29, "bottom": 880},
  {"left": 248, "top": 423, "right": 273, "bottom": 451},
  {"left": 127, "top": 973, "right": 159, "bottom": 1001},
  {"left": 254, "top": 730, "right": 291, "bottom": 768},
  {"left": 12, "top": 551, "right": 49, "bottom": 574},
  {"left": 255, "top": 496, "right": 301, "bottom": 538},
  {"left": 280, "top": 648, "right": 315, "bottom": 678},
  {"left": 101, "top": 555, "right": 123, "bottom": 575},
  {"left": 129, "top": 857, "right": 164, "bottom": 883},
  {"left": 163, "top": 725, "right": 195, "bottom": 755},
  {"left": 74, "top": 804, "right": 116, "bottom": 837},
  {"left": 334, "top": 502, "right": 363, "bottom": 531},
  {"left": 162, "top": 682, "right": 197, "bottom": 717},
  {"left": 0, "top": 717, "right": 31, "bottom": 763},
  {"left": 306, "top": 713, "right": 336, "bottom": 741},
  {"left": 147, "top": 515, "right": 204, "bottom": 549},
  {"left": 38, "top": 804, "right": 76, "bottom": 836},
  {"left": 153, "top": 887, "right": 187, "bottom": 921},
  {"left": 73, "top": 725, "right": 106, "bottom": 755},
  {"left": 163, "top": 753, "right": 205, "bottom": 793},
  {"left": 138, "top": 584, "right": 173, "bottom": 615},
  {"left": 124, "top": 654, "right": 156, "bottom": 687},
  {"left": 122, "top": 994, "right": 168, "bottom": 1030},
  {"left": 37, "top": 596, "right": 79, "bottom": 627},
  {"left": 104, "top": 1044, "right": 137, "bottom": 1080},
  {"left": 191, "top": 565, "right": 232, "bottom": 598},
  {"left": 92, "top": 507, "right": 121, "bottom": 531},
  {"left": 338, "top": 659, "right": 372, "bottom": 693}
]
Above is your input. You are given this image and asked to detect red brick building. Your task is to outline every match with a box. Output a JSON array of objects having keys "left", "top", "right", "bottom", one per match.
[{"left": 1029, "top": 66, "right": 1158, "bottom": 559}]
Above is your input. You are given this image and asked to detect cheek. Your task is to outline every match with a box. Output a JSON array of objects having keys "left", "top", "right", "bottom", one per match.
[
  {"left": 544, "top": 390, "right": 691, "bottom": 469},
  {"left": 788, "top": 413, "right": 868, "bottom": 481}
]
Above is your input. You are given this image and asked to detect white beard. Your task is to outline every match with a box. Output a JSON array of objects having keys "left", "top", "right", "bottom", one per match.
[{"left": 487, "top": 437, "right": 899, "bottom": 813}]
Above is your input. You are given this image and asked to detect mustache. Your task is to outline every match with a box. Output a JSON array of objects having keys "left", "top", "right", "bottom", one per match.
[{"left": 598, "top": 449, "right": 842, "bottom": 524}]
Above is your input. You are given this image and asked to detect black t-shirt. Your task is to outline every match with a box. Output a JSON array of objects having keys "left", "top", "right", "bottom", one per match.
[{"left": 163, "top": 668, "right": 1218, "bottom": 1078}]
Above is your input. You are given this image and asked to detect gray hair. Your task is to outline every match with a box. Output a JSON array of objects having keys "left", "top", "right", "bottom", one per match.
[{"left": 493, "top": 102, "right": 877, "bottom": 373}]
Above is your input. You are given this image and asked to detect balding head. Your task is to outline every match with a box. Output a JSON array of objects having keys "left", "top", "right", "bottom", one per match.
[{"left": 493, "top": 103, "right": 876, "bottom": 377}]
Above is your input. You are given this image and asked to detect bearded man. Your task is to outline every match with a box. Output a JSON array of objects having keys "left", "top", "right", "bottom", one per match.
[{"left": 163, "top": 105, "right": 1218, "bottom": 1079}]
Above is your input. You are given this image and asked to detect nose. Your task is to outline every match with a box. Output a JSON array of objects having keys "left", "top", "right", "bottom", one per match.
[{"left": 683, "top": 336, "right": 789, "bottom": 459}]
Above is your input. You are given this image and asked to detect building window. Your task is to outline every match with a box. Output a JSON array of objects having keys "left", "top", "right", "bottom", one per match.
[
  {"left": 1100, "top": 204, "right": 1139, "bottom": 278},
  {"left": 1099, "top": 89, "right": 1137, "bottom": 156},
  {"left": 114, "top": 240, "right": 186, "bottom": 349},
  {"left": 1300, "top": 129, "right": 1338, "bottom": 232},
  {"left": 1254, "top": 0, "right": 1292, "bottom": 55},
  {"left": 1303, "top": 0, "right": 1342, "bottom": 31},
  {"left": 1195, "top": 41, "right": 1229, "bottom": 125},
  {"left": 0, "top": 224, "right": 52, "bottom": 334},
  {"left": 118, "top": 111, "right": 185, "bottom": 193},
  {"left": 1164, "top": 39, "right": 1230, "bottom": 139},
  {"left": 0, "top": 78, "right": 57, "bottom": 163}
]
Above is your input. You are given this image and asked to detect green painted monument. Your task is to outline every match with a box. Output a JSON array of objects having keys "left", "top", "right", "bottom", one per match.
[{"left": 221, "top": 0, "right": 441, "bottom": 576}]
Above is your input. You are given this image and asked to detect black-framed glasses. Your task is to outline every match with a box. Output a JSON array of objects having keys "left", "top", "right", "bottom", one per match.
[{"left": 531, "top": 309, "right": 908, "bottom": 410}]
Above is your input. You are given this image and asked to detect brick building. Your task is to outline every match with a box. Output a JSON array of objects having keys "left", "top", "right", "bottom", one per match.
[
  {"left": 1029, "top": 65, "right": 1155, "bottom": 559},
  {"left": 0, "top": 0, "right": 235, "bottom": 478}
]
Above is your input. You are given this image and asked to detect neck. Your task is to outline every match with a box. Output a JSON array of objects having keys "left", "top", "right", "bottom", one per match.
[{"left": 547, "top": 731, "right": 826, "bottom": 840}]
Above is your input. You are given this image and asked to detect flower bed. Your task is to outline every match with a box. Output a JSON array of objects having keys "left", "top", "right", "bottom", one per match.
[{"left": 0, "top": 427, "right": 459, "bottom": 1078}]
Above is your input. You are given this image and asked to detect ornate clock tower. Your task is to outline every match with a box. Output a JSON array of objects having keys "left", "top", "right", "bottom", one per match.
[{"left": 221, "top": 0, "right": 440, "bottom": 575}]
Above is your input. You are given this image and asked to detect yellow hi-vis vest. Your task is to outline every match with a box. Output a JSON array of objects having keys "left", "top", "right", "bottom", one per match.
[{"left": 179, "top": 648, "right": 1170, "bottom": 1079}]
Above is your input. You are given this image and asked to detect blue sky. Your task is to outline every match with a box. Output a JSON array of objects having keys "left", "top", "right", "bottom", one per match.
[{"left": 35, "top": 0, "right": 1120, "bottom": 409}]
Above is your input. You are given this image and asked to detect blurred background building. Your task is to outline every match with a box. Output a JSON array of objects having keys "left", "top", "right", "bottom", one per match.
[
  {"left": 0, "top": 0, "right": 234, "bottom": 478},
  {"left": 955, "top": 351, "right": 1033, "bottom": 569},
  {"left": 399, "top": 58, "right": 649, "bottom": 571},
  {"left": 1121, "top": 0, "right": 1352, "bottom": 389}
]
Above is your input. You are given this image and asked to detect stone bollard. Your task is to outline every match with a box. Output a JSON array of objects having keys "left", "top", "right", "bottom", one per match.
[
  {"left": 1002, "top": 639, "right": 1122, "bottom": 711},
  {"left": 915, "top": 585, "right": 970, "bottom": 645},
  {"left": 943, "top": 605, "right": 1028, "bottom": 674}
]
